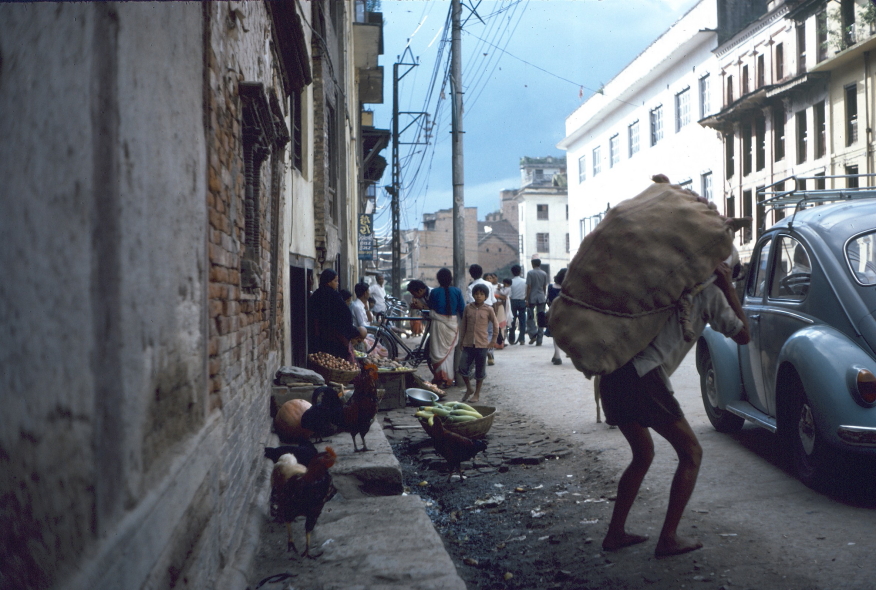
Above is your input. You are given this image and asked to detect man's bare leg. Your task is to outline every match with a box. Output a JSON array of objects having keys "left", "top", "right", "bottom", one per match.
[
  {"left": 469, "top": 378, "right": 484, "bottom": 403},
  {"left": 461, "top": 376, "right": 474, "bottom": 401},
  {"left": 602, "top": 422, "right": 653, "bottom": 551},
  {"left": 651, "top": 417, "right": 704, "bottom": 558}
]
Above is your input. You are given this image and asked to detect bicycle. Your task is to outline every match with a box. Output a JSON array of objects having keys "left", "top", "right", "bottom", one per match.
[{"left": 365, "top": 309, "right": 434, "bottom": 371}]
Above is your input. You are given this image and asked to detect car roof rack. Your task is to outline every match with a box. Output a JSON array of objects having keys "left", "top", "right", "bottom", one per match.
[{"left": 757, "top": 174, "right": 876, "bottom": 229}]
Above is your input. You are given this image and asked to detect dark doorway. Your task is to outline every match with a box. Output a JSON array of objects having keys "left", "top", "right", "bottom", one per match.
[{"left": 289, "top": 264, "right": 310, "bottom": 367}]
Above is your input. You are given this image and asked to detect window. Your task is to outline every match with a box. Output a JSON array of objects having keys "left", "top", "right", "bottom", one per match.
[
  {"left": 537, "top": 204, "right": 549, "bottom": 220},
  {"left": 725, "top": 132, "right": 735, "bottom": 179},
  {"left": 755, "top": 185, "right": 765, "bottom": 240},
  {"left": 701, "top": 172, "right": 713, "bottom": 201},
  {"left": 609, "top": 134, "right": 620, "bottom": 167},
  {"left": 776, "top": 43, "right": 784, "bottom": 80},
  {"left": 675, "top": 88, "right": 690, "bottom": 132},
  {"left": 679, "top": 179, "right": 693, "bottom": 191},
  {"left": 326, "top": 102, "right": 338, "bottom": 222},
  {"left": 847, "top": 231, "right": 876, "bottom": 285},
  {"left": 650, "top": 106, "right": 663, "bottom": 146},
  {"left": 592, "top": 146, "right": 601, "bottom": 176},
  {"left": 774, "top": 105, "right": 786, "bottom": 161},
  {"left": 742, "top": 65, "right": 749, "bottom": 95},
  {"left": 536, "top": 232, "right": 550, "bottom": 252},
  {"left": 291, "top": 90, "right": 303, "bottom": 171},
  {"left": 846, "top": 84, "right": 858, "bottom": 146},
  {"left": 578, "top": 155, "right": 586, "bottom": 183},
  {"left": 846, "top": 165, "right": 859, "bottom": 188},
  {"left": 565, "top": 233, "right": 570, "bottom": 254},
  {"left": 628, "top": 121, "right": 640, "bottom": 157},
  {"left": 726, "top": 75, "right": 734, "bottom": 105},
  {"left": 842, "top": 0, "right": 856, "bottom": 46},
  {"left": 770, "top": 236, "right": 811, "bottom": 300},
  {"left": 815, "top": 172, "right": 826, "bottom": 190},
  {"left": 757, "top": 54, "right": 765, "bottom": 88},
  {"left": 699, "top": 74, "right": 711, "bottom": 118},
  {"left": 742, "top": 189, "right": 753, "bottom": 242},
  {"left": 814, "top": 101, "right": 826, "bottom": 158},
  {"left": 742, "top": 121, "right": 752, "bottom": 176},
  {"left": 755, "top": 115, "right": 765, "bottom": 172},
  {"left": 796, "top": 110, "right": 807, "bottom": 164},
  {"left": 748, "top": 239, "right": 772, "bottom": 298},
  {"left": 797, "top": 22, "right": 807, "bottom": 74},
  {"left": 817, "top": 10, "right": 828, "bottom": 62},
  {"left": 727, "top": 193, "right": 736, "bottom": 218}
]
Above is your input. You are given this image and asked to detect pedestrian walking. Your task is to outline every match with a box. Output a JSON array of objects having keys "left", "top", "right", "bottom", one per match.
[
  {"left": 428, "top": 268, "right": 466, "bottom": 389},
  {"left": 547, "top": 268, "right": 566, "bottom": 365},
  {"left": 507, "top": 265, "right": 527, "bottom": 345},
  {"left": 525, "top": 258, "right": 549, "bottom": 346},
  {"left": 600, "top": 262, "right": 750, "bottom": 558},
  {"left": 458, "top": 284, "right": 498, "bottom": 403}
]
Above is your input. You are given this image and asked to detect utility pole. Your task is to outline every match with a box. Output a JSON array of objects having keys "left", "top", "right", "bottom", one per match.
[
  {"left": 451, "top": 0, "right": 466, "bottom": 292},
  {"left": 390, "top": 47, "right": 427, "bottom": 298}
]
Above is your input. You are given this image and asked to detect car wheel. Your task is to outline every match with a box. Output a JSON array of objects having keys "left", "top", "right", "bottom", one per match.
[
  {"left": 788, "top": 383, "right": 829, "bottom": 486},
  {"left": 700, "top": 353, "right": 745, "bottom": 433}
]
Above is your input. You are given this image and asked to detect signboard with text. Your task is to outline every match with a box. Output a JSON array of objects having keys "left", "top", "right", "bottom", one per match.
[{"left": 357, "top": 213, "right": 374, "bottom": 260}]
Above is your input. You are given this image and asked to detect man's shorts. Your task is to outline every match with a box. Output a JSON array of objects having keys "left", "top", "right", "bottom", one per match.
[{"left": 598, "top": 361, "right": 684, "bottom": 428}]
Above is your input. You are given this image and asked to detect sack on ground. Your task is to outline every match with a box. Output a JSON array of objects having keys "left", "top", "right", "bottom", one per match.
[{"left": 549, "top": 181, "right": 736, "bottom": 378}]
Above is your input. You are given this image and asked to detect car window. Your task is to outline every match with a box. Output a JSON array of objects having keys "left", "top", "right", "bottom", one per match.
[
  {"left": 747, "top": 238, "right": 772, "bottom": 298},
  {"left": 847, "top": 231, "right": 876, "bottom": 286},
  {"left": 770, "top": 236, "right": 810, "bottom": 300}
]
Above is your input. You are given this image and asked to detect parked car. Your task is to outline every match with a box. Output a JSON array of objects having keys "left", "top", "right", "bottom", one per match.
[{"left": 696, "top": 185, "right": 876, "bottom": 485}]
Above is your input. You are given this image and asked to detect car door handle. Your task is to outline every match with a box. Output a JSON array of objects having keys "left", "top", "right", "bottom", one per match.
[{"left": 749, "top": 314, "right": 760, "bottom": 320}]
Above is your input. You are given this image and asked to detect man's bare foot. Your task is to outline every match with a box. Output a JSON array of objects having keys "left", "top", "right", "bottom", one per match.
[
  {"left": 461, "top": 390, "right": 474, "bottom": 402},
  {"left": 601, "top": 532, "right": 649, "bottom": 552},
  {"left": 468, "top": 397, "right": 479, "bottom": 404},
  {"left": 654, "top": 536, "right": 702, "bottom": 558}
]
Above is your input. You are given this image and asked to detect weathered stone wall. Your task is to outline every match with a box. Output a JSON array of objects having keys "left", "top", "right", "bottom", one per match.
[
  {"left": 0, "top": 2, "right": 290, "bottom": 588},
  {"left": 415, "top": 207, "right": 480, "bottom": 285}
]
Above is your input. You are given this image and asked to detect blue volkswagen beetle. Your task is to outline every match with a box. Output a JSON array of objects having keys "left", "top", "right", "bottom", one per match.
[{"left": 696, "top": 184, "right": 876, "bottom": 485}]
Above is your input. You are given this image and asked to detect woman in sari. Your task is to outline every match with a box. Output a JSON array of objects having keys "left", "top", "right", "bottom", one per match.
[{"left": 428, "top": 268, "right": 466, "bottom": 388}]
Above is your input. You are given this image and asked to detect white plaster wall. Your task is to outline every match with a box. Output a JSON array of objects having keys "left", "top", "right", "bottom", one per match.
[{"left": 562, "top": 0, "right": 720, "bottom": 246}]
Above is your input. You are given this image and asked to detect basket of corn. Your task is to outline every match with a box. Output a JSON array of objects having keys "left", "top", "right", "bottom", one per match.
[
  {"left": 307, "top": 352, "right": 361, "bottom": 384},
  {"left": 415, "top": 403, "right": 496, "bottom": 439}
]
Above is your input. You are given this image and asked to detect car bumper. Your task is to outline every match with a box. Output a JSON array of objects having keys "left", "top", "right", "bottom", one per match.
[{"left": 837, "top": 425, "right": 876, "bottom": 447}]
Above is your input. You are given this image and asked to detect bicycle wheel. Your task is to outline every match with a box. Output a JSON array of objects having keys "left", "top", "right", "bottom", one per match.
[{"left": 365, "top": 327, "right": 398, "bottom": 360}]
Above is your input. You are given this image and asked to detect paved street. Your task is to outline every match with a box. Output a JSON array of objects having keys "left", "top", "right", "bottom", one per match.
[{"left": 455, "top": 336, "right": 876, "bottom": 588}]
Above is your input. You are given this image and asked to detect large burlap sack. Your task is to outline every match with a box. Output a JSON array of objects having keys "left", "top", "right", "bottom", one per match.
[{"left": 549, "top": 182, "right": 735, "bottom": 378}]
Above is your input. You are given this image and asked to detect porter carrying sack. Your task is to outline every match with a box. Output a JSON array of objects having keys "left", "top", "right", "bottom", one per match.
[{"left": 548, "top": 181, "right": 737, "bottom": 378}]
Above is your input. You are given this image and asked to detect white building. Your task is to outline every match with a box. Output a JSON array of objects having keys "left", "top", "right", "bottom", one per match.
[
  {"left": 514, "top": 156, "right": 569, "bottom": 278},
  {"left": 559, "top": 0, "right": 722, "bottom": 249}
]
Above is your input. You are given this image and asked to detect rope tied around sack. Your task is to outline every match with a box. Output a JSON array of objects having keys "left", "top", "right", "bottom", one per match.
[{"left": 558, "top": 274, "right": 717, "bottom": 341}]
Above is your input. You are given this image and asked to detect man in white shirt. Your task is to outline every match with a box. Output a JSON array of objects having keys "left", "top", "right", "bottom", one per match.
[
  {"left": 369, "top": 275, "right": 387, "bottom": 317},
  {"left": 351, "top": 283, "right": 370, "bottom": 329},
  {"left": 464, "top": 264, "right": 496, "bottom": 305},
  {"left": 508, "top": 264, "right": 527, "bottom": 345}
]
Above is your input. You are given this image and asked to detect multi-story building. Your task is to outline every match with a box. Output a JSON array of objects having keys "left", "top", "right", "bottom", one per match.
[
  {"left": 1, "top": 2, "right": 386, "bottom": 588},
  {"left": 478, "top": 218, "right": 520, "bottom": 278},
  {"left": 511, "top": 156, "right": 569, "bottom": 278},
  {"left": 414, "top": 207, "right": 480, "bottom": 286},
  {"left": 560, "top": 0, "right": 722, "bottom": 252}
]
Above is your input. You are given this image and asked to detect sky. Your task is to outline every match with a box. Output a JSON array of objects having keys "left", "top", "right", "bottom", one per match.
[{"left": 369, "top": 0, "right": 701, "bottom": 236}]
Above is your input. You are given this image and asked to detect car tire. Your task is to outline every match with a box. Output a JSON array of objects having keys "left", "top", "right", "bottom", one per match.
[
  {"left": 700, "top": 353, "right": 745, "bottom": 433},
  {"left": 787, "top": 379, "right": 830, "bottom": 486}
]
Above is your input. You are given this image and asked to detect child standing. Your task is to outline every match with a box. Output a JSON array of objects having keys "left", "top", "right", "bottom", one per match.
[{"left": 458, "top": 283, "right": 498, "bottom": 403}]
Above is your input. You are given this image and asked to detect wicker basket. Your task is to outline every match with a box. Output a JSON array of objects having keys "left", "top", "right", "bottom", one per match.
[
  {"left": 420, "top": 405, "right": 496, "bottom": 440},
  {"left": 308, "top": 361, "right": 360, "bottom": 385}
]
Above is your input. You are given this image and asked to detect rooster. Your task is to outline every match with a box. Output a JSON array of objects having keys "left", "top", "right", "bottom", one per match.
[
  {"left": 300, "top": 386, "right": 344, "bottom": 441},
  {"left": 335, "top": 363, "right": 380, "bottom": 452},
  {"left": 426, "top": 416, "right": 488, "bottom": 482},
  {"left": 269, "top": 446, "right": 337, "bottom": 557}
]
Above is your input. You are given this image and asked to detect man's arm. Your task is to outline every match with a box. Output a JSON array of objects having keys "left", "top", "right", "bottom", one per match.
[{"left": 714, "top": 262, "right": 750, "bottom": 345}]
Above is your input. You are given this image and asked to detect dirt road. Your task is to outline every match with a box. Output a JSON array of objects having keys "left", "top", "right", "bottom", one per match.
[{"left": 391, "top": 339, "right": 876, "bottom": 589}]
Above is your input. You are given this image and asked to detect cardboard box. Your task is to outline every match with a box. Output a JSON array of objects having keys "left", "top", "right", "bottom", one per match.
[{"left": 377, "top": 372, "right": 407, "bottom": 410}]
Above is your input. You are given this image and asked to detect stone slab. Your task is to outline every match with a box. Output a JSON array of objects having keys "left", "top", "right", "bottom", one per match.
[
  {"left": 319, "top": 420, "right": 404, "bottom": 498},
  {"left": 252, "top": 495, "right": 467, "bottom": 590}
]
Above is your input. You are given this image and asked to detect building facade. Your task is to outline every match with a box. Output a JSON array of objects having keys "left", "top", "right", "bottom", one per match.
[
  {"left": 513, "top": 156, "right": 569, "bottom": 278},
  {"left": 1, "top": 2, "right": 385, "bottom": 588},
  {"left": 560, "top": 0, "right": 722, "bottom": 253}
]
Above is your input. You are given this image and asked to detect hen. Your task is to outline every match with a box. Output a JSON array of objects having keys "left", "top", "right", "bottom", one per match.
[
  {"left": 426, "top": 416, "right": 488, "bottom": 482},
  {"left": 335, "top": 363, "right": 380, "bottom": 452},
  {"left": 269, "top": 446, "right": 337, "bottom": 557},
  {"left": 300, "top": 386, "right": 344, "bottom": 441},
  {"left": 264, "top": 441, "right": 319, "bottom": 466}
]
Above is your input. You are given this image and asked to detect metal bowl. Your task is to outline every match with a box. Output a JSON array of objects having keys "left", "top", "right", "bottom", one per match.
[{"left": 406, "top": 388, "right": 439, "bottom": 407}]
